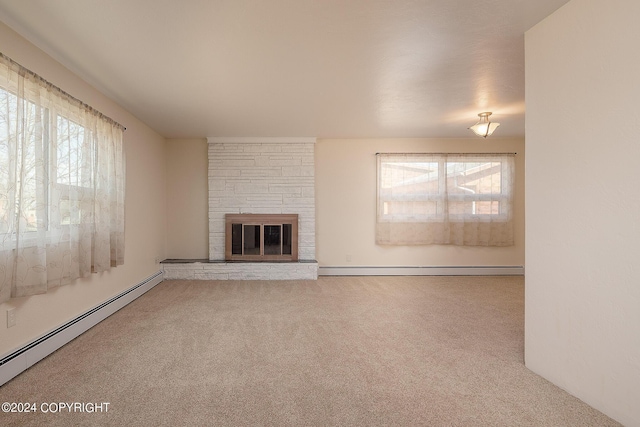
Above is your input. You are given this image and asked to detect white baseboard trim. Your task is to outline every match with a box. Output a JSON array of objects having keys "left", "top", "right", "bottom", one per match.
[
  {"left": 318, "top": 266, "right": 524, "bottom": 276},
  {"left": 0, "top": 271, "right": 164, "bottom": 386}
]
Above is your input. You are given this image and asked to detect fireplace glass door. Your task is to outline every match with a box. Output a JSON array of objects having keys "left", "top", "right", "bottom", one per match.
[
  {"left": 226, "top": 214, "right": 298, "bottom": 261},
  {"left": 243, "top": 224, "right": 261, "bottom": 255}
]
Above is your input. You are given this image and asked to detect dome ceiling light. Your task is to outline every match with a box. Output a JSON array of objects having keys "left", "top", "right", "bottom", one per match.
[{"left": 469, "top": 112, "right": 500, "bottom": 138}]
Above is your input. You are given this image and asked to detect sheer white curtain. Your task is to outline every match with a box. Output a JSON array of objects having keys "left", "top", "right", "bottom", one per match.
[
  {"left": 0, "top": 54, "right": 125, "bottom": 303},
  {"left": 376, "top": 153, "right": 514, "bottom": 246}
]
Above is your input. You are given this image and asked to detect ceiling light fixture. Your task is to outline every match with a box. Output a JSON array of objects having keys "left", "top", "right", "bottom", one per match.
[{"left": 469, "top": 112, "right": 500, "bottom": 138}]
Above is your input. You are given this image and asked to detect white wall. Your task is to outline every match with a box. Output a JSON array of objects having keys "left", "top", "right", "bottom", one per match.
[
  {"left": 316, "top": 138, "right": 525, "bottom": 268},
  {"left": 525, "top": 1, "right": 640, "bottom": 425},
  {"left": 0, "top": 22, "right": 167, "bottom": 356},
  {"left": 161, "top": 137, "right": 525, "bottom": 269},
  {"left": 166, "top": 138, "right": 208, "bottom": 259}
]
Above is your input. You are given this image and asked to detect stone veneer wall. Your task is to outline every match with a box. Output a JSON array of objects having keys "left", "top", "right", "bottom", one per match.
[
  {"left": 163, "top": 261, "right": 318, "bottom": 281},
  {"left": 207, "top": 137, "right": 316, "bottom": 261}
]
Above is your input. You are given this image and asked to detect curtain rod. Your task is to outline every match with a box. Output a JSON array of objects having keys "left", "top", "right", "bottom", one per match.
[
  {"left": 0, "top": 52, "right": 126, "bottom": 131},
  {"left": 375, "top": 152, "right": 516, "bottom": 155}
]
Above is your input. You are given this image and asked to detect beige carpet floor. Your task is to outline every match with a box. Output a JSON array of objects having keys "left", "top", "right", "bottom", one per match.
[{"left": 0, "top": 276, "right": 620, "bottom": 426}]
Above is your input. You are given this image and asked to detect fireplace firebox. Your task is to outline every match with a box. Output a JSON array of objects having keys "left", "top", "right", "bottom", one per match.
[{"left": 225, "top": 214, "right": 298, "bottom": 261}]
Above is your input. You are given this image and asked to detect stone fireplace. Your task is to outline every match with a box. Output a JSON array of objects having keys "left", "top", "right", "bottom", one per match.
[
  {"left": 208, "top": 137, "right": 316, "bottom": 261},
  {"left": 162, "top": 137, "right": 318, "bottom": 280},
  {"left": 163, "top": 137, "right": 318, "bottom": 280}
]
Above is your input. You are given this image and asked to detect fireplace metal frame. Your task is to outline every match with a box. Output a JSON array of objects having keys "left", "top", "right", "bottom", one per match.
[{"left": 225, "top": 213, "right": 299, "bottom": 261}]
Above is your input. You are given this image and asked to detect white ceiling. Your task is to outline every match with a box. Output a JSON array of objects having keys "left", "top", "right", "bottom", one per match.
[{"left": 0, "top": 0, "right": 569, "bottom": 139}]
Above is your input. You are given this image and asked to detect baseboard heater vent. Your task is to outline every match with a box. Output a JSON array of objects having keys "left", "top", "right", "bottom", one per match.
[
  {"left": 0, "top": 271, "right": 164, "bottom": 386},
  {"left": 318, "top": 266, "right": 524, "bottom": 276}
]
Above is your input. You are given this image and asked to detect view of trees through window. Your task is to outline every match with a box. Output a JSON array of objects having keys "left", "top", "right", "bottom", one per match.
[{"left": 0, "top": 87, "right": 91, "bottom": 235}]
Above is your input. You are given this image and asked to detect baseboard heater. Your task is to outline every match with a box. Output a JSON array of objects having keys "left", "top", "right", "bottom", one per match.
[
  {"left": 0, "top": 271, "right": 164, "bottom": 386},
  {"left": 318, "top": 266, "right": 524, "bottom": 276}
]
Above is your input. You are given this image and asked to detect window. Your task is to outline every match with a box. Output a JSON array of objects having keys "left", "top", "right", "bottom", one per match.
[
  {"left": 376, "top": 153, "right": 515, "bottom": 246},
  {"left": 0, "top": 89, "right": 46, "bottom": 234},
  {"left": 0, "top": 90, "right": 95, "bottom": 232},
  {"left": 0, "top": 53, "right": 125, "bottom": 304},
  {"left": 54, "top": 114, "right": 93, "bottom": 226}
]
